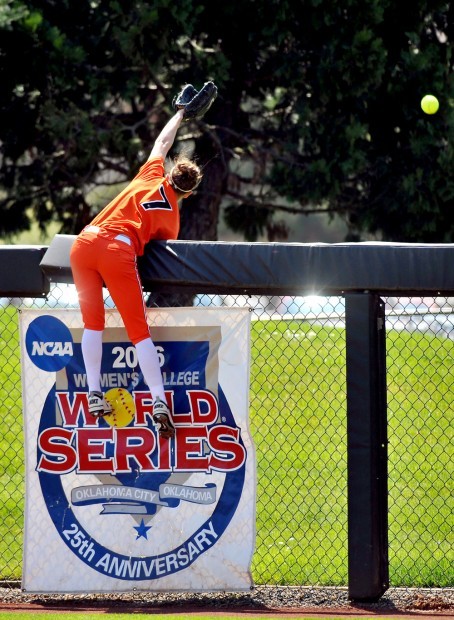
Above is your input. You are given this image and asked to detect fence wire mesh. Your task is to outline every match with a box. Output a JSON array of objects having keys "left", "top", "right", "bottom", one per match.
[
  {"left": 0, "top": 288, "right": 452, "bottom": 591},
  {"left": 384, "top": 296, "right": 453, "bottom": 588}
]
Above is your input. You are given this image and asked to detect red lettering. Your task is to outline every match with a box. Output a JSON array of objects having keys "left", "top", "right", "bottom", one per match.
[
  {"left": 115, "top": 428, "right": 156, "bottom": 472},
  {"left": 175, "top": 427, "right": 209, "bottom": 470},
  {"left": 77, "top": 428, "right": 114, "bottom": 473},
  {"left": 187, "top": 390, "right": 218, "bottom": 424},
  {"left": 156, "top": 435, "right": 172, "bottom": 470},
  {"left": 37, "top": 428, "right": 76, "bottom": 473},
  {"left": 208, "top": 426, "right": 246, "bottom": 471},
  {"left": 134, "top": 391, "right": 175, "bottom": 426},
  {"left": 134, "top": 391, "right": 154, "bottom": 425},
  {"left": 35, "top": 418, "right": 246, "bottom": 475},
  {"left": 135, "top": 389, "right": 218, "bottom": 426},
  {"left": 56, "top": 392, "right": 96, "bottom": 426}
]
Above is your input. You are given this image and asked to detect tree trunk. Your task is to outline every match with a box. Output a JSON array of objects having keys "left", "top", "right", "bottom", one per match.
[
  {"left": 149, "top": 129, "right": 229, "bottom": 308},
  {"left": 179, "top": 136, "right": 228, "bottom": 242}
]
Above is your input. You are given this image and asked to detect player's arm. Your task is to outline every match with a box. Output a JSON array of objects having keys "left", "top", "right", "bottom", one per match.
[{"left": 148, "top": 109, "right": 185, "bottom": 161}]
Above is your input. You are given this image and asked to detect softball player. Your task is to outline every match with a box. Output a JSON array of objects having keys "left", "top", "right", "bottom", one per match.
[{"left": 70, "top": 108, "right": 202, "bottom": 438}]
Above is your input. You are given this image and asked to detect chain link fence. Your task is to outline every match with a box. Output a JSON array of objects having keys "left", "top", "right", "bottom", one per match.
[
  {"left": 384, "top": 296, "right": 453, "bottom": 588},
  {"left": 0, "top": 286, "right": 453, "bottom": 591}
]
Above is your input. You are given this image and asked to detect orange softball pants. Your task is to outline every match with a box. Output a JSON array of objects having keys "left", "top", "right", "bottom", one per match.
[{"left": 70, "top": 228, "right": 151, "bottom": 345}]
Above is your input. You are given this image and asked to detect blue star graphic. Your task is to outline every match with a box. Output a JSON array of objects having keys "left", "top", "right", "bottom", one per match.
[{"left": 133, "top": 518, "right": 152, "bottom": 540}]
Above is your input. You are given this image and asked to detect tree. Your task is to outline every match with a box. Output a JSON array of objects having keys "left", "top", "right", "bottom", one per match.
[{"left": 0, "top": 0, "right": 453, "bottom": 243}]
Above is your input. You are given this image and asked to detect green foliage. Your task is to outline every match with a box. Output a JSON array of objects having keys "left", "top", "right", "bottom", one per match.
[
  {"left": 223, "top": 203, "right": 273, "bottom": 242},
  {"left": 0, "top": 0, "right": 452, "bottom": 241},
  {"left": 0, "top": 0, "right": 29, "bottom": 28}
]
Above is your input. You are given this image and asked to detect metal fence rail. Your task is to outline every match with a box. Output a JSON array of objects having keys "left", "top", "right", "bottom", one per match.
[{"left": 0, "top": 288, "right": 452, "bottom": 591}]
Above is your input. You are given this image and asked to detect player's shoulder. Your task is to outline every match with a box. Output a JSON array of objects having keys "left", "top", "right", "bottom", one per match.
[{"left": 137, "top": 156, "right": 165, "bottom": 181}]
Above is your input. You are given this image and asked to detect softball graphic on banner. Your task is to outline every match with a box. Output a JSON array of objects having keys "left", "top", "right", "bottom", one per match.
[{"left": 19, "top": 307, "right": 255, "bottom": 593}]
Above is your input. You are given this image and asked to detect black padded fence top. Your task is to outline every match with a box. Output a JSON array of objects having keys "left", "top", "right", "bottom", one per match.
[
  {"left": 0, "top": 245, "right": 49, "bottom": 297},
  {"left": 37, "top": 235, "right": 454, "bottom": 295}
]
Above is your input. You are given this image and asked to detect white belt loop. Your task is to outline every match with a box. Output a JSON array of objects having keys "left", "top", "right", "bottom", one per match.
[
  {"left": 114, "top": 234, "right": 132, "bottom": 246},
  {"left": 85, "top": 225, "right": 101, "bottom": 233}
]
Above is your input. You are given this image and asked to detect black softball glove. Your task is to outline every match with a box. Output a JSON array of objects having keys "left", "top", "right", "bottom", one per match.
[
  {"left": 173, "top": 81, "right": 218, "bottom": 121},
  {"left": 172, "top": 83, "right": 198, "bottom": 110}
]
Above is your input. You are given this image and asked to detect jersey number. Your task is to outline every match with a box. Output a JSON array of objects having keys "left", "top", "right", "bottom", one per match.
[{"left": 140, "top": 185, "right": 172, "bottom": 211}]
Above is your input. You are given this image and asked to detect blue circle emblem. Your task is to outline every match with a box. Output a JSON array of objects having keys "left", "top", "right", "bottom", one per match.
[{"left": 26, "top": 315, "right": 73, "bottom": 371}]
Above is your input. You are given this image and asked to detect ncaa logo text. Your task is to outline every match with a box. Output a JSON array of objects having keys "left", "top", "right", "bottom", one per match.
[{"left": 26, "top": 315, "right": 73, "bottom": 371}]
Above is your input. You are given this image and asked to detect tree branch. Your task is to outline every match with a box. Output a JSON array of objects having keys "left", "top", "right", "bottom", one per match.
[{"left": 224, "top": 189, "right": 344, "bottom": 216}]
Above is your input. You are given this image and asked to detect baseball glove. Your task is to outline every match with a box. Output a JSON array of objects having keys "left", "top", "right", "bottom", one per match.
[
  {"left": 173, "top": 81, "right": 218, "bottom": 121},
  {"left": 172, "top": 83, "right": 198, "bottom": 110}
]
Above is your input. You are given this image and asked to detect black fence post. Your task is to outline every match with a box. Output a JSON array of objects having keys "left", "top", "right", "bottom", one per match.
[{"left": 345, "top": 293, "right": 389, "bottom": 601}]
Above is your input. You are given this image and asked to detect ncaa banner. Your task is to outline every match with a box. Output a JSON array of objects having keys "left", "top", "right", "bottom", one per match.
[{"left": 19, "top": 307, "right": 255, "bottom": 593}]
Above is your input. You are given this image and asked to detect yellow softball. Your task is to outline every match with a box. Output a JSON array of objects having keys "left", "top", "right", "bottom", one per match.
[
  {"left": 421, "top": 94, "right": 439, "bottom": 115},
  {"left": 103, "top": 388, "right": 135, "bottom": 427}
]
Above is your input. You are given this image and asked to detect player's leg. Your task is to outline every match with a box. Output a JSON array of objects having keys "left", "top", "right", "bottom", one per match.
[
  {"left": 134, "top": 338, "right": 166, "bottom": 401},
  {"left": 70, "top": 234, "right": 106, "bottom": 331},
  {"left": 100, "top": 242, "right": 174, "bottom": 437},
  {"left": 134, "top": 338, "right": 175, "bottom": 438},
  {"left": 81, "top": 329, "right": 112, "bottom": 417},
  {"left": 81, "top": 329, "right": 103, "bottom": 392},
  {"left": 70, "top": 235, "right": 111, "bottom": 417}
]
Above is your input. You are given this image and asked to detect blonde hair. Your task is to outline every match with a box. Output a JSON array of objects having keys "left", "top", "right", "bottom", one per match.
[{"left": 169, "top": 154, "right": 203, "bottom": 195}]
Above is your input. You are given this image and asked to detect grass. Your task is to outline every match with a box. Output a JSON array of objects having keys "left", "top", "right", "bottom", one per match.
[
  {"left": 249, "top": 320, "right": 348, "bottom": 585},
  {"left": 0, "top": 309, "right": 452, "bottom": 588},
  {"left": 385, "top": 330, "right": 453, "bottom": 587},
  {"left": 0, "top": 305, "right": 25, "bottom": 581}
]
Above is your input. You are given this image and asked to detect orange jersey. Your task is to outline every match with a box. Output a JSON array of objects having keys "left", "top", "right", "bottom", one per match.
[{"left": 90, "top": 156, "right": 180, "bottom": 256}]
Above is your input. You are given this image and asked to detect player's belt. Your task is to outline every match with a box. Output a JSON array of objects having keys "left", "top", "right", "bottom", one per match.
[{"left": 83, "top": 225, "right": 132, "bottom": 246}]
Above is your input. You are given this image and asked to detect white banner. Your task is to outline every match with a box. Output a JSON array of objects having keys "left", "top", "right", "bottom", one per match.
[{"left": 20, "top": 307, "right": 255, "bottom": 593}]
